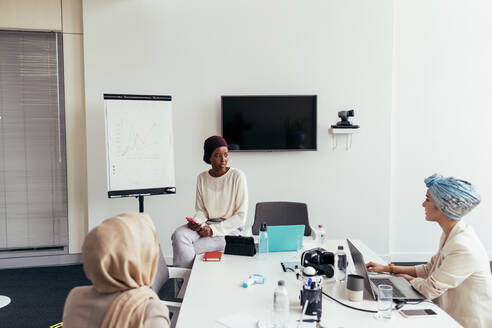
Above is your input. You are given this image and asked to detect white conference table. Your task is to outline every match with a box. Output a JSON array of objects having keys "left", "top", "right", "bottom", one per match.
[{"left": 175, "top": 239, "right": 462, "bottom": 328}]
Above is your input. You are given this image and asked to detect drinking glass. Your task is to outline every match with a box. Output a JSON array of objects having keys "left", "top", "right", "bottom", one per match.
[{"left": 375, "top": 284, "right": 392, "bottom": 319}]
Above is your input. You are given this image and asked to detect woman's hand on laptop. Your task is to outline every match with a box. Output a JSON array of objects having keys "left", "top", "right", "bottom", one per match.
[{"left": 366, "top": 261, "right": 389, "bottom": 273}]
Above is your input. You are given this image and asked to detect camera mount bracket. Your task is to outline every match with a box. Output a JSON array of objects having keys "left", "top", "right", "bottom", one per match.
[{"left": 330, "top": 110, "right": 359, "bottom": 150}]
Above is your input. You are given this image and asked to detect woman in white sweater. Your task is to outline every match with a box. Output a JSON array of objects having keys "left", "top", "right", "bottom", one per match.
[
  {"left": 172, "top": 136, "right": 248, "bottom": 268},
  {"left": 367, "top": 174, "right": 492, "bottom": 328}
]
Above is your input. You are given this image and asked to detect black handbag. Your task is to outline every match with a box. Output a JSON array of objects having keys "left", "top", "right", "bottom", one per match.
[{"left": 224, "top": 235, "right": 256, "bottom": 257}]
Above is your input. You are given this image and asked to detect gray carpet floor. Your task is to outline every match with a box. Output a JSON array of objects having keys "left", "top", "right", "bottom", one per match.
[{"left": 0, "top": 264, "right": 175, "bottom": 328}]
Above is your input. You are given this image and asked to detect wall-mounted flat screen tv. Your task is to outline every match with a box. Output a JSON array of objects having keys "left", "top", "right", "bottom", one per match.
[{"left": 222, "top": 95, "right": 317, "bottom": 151}]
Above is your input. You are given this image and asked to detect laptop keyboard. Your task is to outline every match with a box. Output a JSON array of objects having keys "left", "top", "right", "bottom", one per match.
[{"left": 371, "top": 278, "right": 405, "bottom": 298}]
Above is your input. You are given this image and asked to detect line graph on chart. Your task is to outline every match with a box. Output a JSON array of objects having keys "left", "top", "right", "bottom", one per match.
[{"left": 115, "top": 120, "right": 161, "bottom": 158}]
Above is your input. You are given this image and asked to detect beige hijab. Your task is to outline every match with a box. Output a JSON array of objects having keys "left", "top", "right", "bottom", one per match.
[{"left": 82, "top": 212, "right": 160, "bottom": 328}]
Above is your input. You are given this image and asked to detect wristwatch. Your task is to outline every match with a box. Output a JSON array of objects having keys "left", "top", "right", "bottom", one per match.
[{"left": 388, "top": 263, "right": 395, "bottom": 274}]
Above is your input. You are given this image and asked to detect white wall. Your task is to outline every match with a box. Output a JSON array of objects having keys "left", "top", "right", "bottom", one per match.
[
  {"left": 82, "top": 0, "right": 394, "bottom": 258},
  {"left": 391, "top": 0, "right": 492, "bottom": 261}
]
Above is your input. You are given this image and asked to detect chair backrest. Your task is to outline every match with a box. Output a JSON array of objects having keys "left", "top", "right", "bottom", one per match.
[
  {"left": 252, "top": 201, "right": 311, "bottom": 236},
  {"left": 151, "top": 246, "right": 170, "bottom": 294}
]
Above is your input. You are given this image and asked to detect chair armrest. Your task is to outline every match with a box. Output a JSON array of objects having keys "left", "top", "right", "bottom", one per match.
[
  {"left": 168, "top": 267, "right": 191, "bottom": 279},
  {"left": 161, "top": 300, "right": 182, "bottom": 309}
]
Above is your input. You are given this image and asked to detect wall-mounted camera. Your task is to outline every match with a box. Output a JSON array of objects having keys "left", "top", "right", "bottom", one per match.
[{"left": 331, "top": 110, "right": 359, "bottom": 129}]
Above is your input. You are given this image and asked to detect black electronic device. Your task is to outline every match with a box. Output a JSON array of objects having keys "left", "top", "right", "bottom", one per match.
[
  {"left": 347, "top": 238, "right": 425, "bottom": 301},
  {"left": 224, "top": 236, "right": 256, "bottom": 256},
  {"left": 301, "top": 248, "right": 335, "bottom": 278},
  {"left": 222, "top": 95, "right": 317, "bottom": 151},
  {"left": 331, "top": 109, "right": 359, "bottom": 129}
]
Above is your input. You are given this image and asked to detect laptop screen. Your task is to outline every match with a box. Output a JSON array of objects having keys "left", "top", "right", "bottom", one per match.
[{"left": 346, "top": 239, "right": 377, "bottom": 300}]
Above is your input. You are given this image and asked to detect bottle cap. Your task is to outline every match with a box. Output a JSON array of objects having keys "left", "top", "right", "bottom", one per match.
[
  {"left": 278, "top": 280, "right": 285, "bottom": 286},
  {"left": 338, "top": 245, "right": 344, "bottom": 250},
  {"left": 260, "top": 223, "right": 267, "bottom": 232},
  {"left": 318, "top": 224, "right": 323, "bottom": 228}
]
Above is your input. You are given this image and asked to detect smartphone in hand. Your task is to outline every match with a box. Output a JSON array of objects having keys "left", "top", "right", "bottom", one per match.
[{"left": 186, "top": 217, "right": 200, "bottom": 225}]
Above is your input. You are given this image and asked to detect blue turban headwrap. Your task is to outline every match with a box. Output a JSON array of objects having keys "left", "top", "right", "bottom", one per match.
[{"left": 424, "top": 174, "right": 481, "bottom": 220}]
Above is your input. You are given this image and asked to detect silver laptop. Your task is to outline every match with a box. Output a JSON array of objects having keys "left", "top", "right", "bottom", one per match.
[{"left": 347, "top": 239, "right": 425, "bottom": 301}]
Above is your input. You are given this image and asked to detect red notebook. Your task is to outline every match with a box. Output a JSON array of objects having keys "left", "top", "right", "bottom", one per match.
[{"left": 203, "top": 251, "right": 222, "bottom": 262}]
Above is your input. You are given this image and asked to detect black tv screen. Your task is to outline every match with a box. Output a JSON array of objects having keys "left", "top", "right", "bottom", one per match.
[{"left": 222, "top": 95, "right": 317, "bottom": 151}]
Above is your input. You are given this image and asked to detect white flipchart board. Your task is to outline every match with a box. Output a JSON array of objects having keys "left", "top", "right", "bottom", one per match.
[{"left": 104, "top": 94, "right": 176, "bottom": 197}]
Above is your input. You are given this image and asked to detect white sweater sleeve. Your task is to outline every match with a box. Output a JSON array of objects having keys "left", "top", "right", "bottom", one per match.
[
  {"left": 193, "top": 176, "right": 208, "bottom": 225},
  {"left": 209, "top": 171, "right": 248, "bottom": 237}
]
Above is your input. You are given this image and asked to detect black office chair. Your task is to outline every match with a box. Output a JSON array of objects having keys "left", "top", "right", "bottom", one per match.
[
  {"left": 152, "top": 247, "right": 191, "bottom": 328},
  {"left": 251, "top": 201, "right": 312, "bottom": 236}
]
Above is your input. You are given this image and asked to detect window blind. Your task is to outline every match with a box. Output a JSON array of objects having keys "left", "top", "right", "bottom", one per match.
[{"left": 0, "top": 30, "right": 68, "bottom": 250}]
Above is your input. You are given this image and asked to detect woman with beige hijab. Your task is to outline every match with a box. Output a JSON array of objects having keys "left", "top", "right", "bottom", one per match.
[{"left": 63, "top": 212, "right": 170, "bottom": 328}]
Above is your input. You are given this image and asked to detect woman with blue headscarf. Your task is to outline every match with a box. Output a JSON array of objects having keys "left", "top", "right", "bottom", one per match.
[{"left": 367, "top": 174, "right": 492, "bottom": 328}]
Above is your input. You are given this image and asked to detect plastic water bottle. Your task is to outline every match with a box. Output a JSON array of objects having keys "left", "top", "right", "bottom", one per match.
[
  {"left": 273, "top": 280, "right": 289, "bottom": 328},
  {"left": 317, "top": 224, "right": 326, "bottom": 246},
  {"left": 259, "top": 223, "right": 269, "bottom": 256},
  {"left": 335, "top": 245, "right": 347, "bottom": 283}
]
